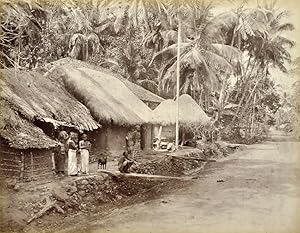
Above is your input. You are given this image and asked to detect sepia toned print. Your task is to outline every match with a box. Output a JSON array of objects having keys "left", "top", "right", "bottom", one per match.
[{"left": 0, "top": 0, "right": 299, "bottom": 232}]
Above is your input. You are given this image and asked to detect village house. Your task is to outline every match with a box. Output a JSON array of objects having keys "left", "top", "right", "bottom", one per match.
[
  {"left": 41, "top": 58, "right": 164, "bottom": 152},
  {"left": 0, "top": 58, "right": 165, "bottom": 181},
  {"left": 54, "top": 65, "right": 155, "bottom": 158},
  {"left": 152, "top": 94, "right": 211, "bottom": 145},
  {"left": 0, "top": 68, "right": 100, "bottom": 181}
]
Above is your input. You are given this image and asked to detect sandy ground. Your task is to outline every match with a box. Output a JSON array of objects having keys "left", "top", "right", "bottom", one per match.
[{"left": 80, "top": 131, "right": 300, "bottom": 233}]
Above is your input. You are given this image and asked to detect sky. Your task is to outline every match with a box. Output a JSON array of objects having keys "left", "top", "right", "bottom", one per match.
[{"left": 214, "top": 0, "right": 300, "bottom": 93}]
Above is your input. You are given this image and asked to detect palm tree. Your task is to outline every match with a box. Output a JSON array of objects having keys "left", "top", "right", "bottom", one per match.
[
  {"left": 149, "top": 5, "right": 241, "bottom": 103},
  {"left": 226, "top": 6, "right": 295, "bottom": 127},
  {"left": 68, "top": 32, "right": 103, "bottom": 61},
  {"left": 0, "top": 0, "right": 47, "bottom": 68},
  {"left": 51, "top": 0, "right": 106, "bottom": 61}
]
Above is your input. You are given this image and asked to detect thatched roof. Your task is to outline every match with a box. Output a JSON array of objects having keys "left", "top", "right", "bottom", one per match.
[
  {"left": 152, "top": 94, "right": 211, "bottom": 126},
  {"left": 41, "top": 58, "right": 164, "bottom": 103},
  {"left": 117, "top": 77, "right": 164, "bottom": 103},
  {"left": 0, "top": 104, "right": 58, "bottom": 149},
  {"left": 56, "top": 66, "right": 153, "bottom": 125},
  {"left": 0, "top": 68, "right": 100, "bottom": 149}
]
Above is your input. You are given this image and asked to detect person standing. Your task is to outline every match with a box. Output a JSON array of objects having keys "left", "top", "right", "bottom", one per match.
[
  {"left": 67, "top": 132, "right": 78, "bottom": 176},
  {"left": 125, "top": 132, "right": 131, "bottom": 154},
  {"left": 79, "top": 134, "right": 91, "bottom": 175},
  {"left": 52, "top": 131, "right": 68, "bottom": 176},
  {"left": 125, "top": 125, "right": 139, "bottom": 158}
]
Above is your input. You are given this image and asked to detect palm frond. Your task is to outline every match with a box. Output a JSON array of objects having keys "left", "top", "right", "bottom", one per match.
[
  {"left": 99, "top": 58, "right": 122, "bottom": 70},
  {"left": 149, "top": 42, "right": 190, "bottom": 65},
  {"left": 277, "top": 23, "right": 295, "bottom": 32},
  {"left": 137, "top": 79, "right": 159, "bottom": 93},
  {"left": 211, "top": 43, "right": 241, "bottom": 61},
  {"left": 274, "top": 36, "right": 295, "bottom": 48},
  {"left": 275, "top": 10, "right": 290, "bottom": 21},
  {"left": 203, "top": 50, "right": 234, "bottom": 73},
  {"left": 181, "top": 48, "right": 218, "bottom": 86},
  {"left": 87, "top": 33, "right": 103, "bottom": 54}
]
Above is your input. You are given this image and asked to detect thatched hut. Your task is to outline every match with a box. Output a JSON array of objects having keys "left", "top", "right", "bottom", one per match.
[
  {"left": 41, "top": 58, "right": 164, "bottom": 152},
  {"left": 54, "top": 65, "right": 155, "bottom": 155},
  {"left": 152, "top": 94, "right": 211, "bottom": 143},
  {"left": 41, "top": 58, "right": 164, "bottom": 108},
  {"left": 0, "top": 68, "right": 100, "bottom": 181}
]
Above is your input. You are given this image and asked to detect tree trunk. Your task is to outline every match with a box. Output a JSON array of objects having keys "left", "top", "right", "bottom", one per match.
[
  {"left": 250, "top": 94, "right": 256, "bottom": 136},
  {"left": 217, "top": 76, "right": 227, "bottom": 120},
  {"left": 230, "top": 61, "right": 259, "bottom": 126},
  {"left": 239, "top": 73, "right": 263, "bottom": 119}
]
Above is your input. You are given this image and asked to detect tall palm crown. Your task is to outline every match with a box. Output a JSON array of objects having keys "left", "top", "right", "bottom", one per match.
[{"left": 149, "top": 2, "right": 241, "bottom": 98}]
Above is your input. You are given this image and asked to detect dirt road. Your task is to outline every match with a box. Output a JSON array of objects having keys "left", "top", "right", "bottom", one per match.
[{"left": 84, "top": 134, "right": 300, "bottom": 233}]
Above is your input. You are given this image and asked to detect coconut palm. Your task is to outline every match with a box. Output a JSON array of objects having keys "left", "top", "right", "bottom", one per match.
[
  {"left": 50, "top": 0, "right": 106, "bottom": 61},
  {"left": 68, "top": 32, "right": 103, "bottom": 61},
  {"left": 149, "top": 5, "right": 241, "bottom": 102},
  {"left": 226, "top": 6, "right": 295, "bottom": 127},
  {"left": 0, "top": 0, "right": 47, "bottom": 68}
]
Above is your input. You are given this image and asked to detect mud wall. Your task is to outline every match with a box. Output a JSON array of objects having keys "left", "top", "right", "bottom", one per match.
[
  {"left": 89, "top": 125, "right": 129, "bottom": 161},
  {"left": 0, "top": 143, "right": 22, "bottom": 179},
  {"left": 0, "top": 141, "right": 53, "bottom": 181},
  {"left": 107, "top": 126, "right": 128, "bottom": 153}
]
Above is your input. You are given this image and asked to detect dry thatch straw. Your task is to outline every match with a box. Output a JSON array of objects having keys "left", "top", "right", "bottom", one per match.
[
  {"left": 0, "top": 68, "right": 100, "bottom": 149},
  {"left": 58, "top": 66, "right": 153, "bottom": 126},
  {"left": 0, "top": 68, "right": 100, "bottom": 131},
  {"left": 0, "top": 104, "right": 58, "bottom": 149},
  {"left": 42, "top": 58, "right": 164, "bottom": 104},
  {"left": 152, "top": 94, "right": 211, "bottom": 127}
]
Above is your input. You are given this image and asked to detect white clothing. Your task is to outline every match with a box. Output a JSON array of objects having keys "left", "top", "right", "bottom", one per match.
[
  {"left": 68, "top": 149, "right": 77, "bottom": 175},
  {"left": 80, "top": 149, "right": 89, "bottom": 174}
]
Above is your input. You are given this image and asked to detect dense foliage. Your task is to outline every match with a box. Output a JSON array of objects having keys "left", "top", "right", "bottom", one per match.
[{"left": 0, "top": 0, "right": 296, "bottom": 142}]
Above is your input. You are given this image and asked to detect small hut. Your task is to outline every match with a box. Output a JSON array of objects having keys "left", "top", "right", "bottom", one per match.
[
  {"left": 55, "top": 66, "right": 154, "bottom": 156},
  {"left": 0, "top": 107, "right": 58, "bottom": 181},
  {"left": 0, "top": 68, "right": 100, "bottom": 181},
  {"left": 152, "top": 94, "right": 211, "bottom": 144},
  {"left": 41, "top": 58, "right": 164, "bottom": 152}
]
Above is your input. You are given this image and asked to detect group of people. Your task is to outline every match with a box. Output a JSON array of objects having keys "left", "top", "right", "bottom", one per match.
[
  {"left": 52, "top": 130, "right": 92, "bottom": 176},
  {"left": 52, "top": 127, "right": 139, "bottom": 176}
]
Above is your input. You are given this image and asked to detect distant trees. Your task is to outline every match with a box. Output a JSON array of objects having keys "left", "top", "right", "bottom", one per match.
[{"left": 0, "top": 0, "right": 296, "bottom": 142}]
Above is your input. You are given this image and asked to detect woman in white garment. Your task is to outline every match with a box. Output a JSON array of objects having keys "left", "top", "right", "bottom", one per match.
[
  {"left": 79, "top": 134, "right": 91, "bottom": 175},
  {"left": 67, "top": 132, "right": 78, "bottom": 176}
]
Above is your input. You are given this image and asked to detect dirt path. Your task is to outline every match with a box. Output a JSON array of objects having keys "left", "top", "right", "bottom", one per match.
[{"left": 79, "top": 134, "right": 300, "bottom": 233}]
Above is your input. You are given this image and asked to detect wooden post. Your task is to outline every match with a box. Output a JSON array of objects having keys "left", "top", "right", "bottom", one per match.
[
  {"left": 175, "top": 7, "right": 181, "bottom": 149},
  {"left": 105, "top": 126, "right": 109, "bottom": 151},
  {"left": 30, "top": 151, "right": 34, "bottom": 179},
  {"left": 20, "top": 152, "right": 25, "bottom": 180}
]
